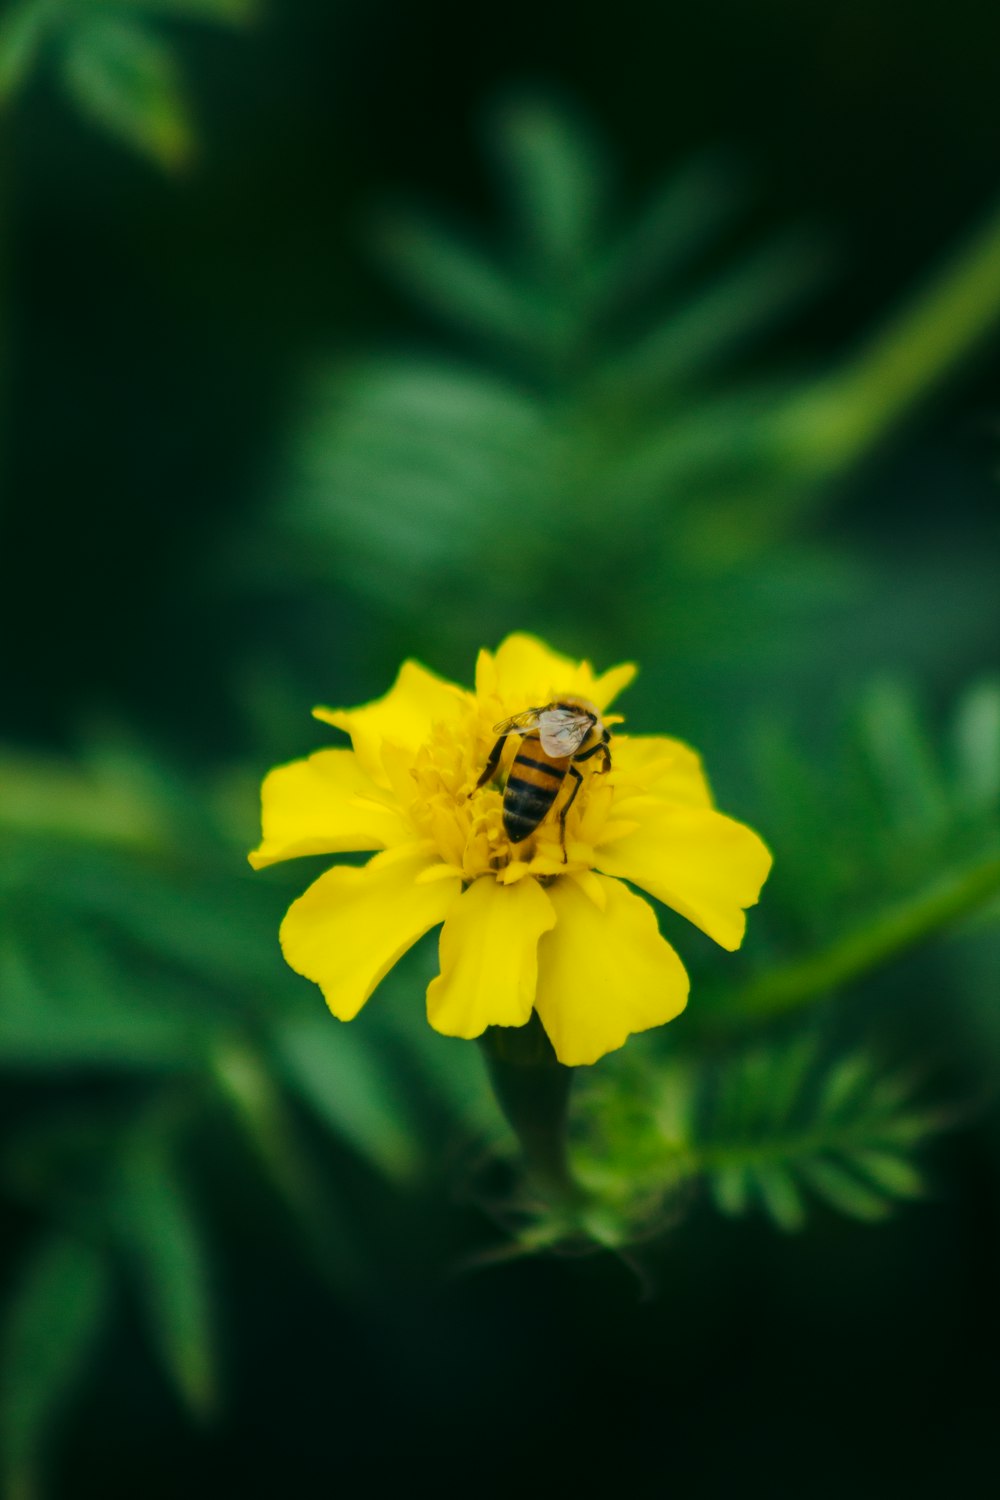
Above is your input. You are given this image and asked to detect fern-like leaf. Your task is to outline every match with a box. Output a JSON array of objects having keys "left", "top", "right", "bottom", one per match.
[{"left": 693, "top": 1036, "right": 944, "bottom": 1231}]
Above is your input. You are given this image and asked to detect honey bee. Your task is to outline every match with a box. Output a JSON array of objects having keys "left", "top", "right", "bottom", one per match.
[{"left": 474, "top": 698, "right": 612, "bottom": 851}]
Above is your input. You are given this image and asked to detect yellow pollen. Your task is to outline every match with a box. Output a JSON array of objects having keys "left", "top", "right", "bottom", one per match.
[{"left": 406, "top": 706, "right": 608, "bottom": 882}]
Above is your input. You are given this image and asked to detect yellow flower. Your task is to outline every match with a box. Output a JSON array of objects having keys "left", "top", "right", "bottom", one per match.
[{"left": 249, "top": 634, "right": 772, "bottom": 1066}]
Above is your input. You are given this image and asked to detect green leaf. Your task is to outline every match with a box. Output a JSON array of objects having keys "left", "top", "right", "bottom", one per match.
[
  {"left": 490, "top": 95, "right": 606, "bottom": 280},
  {"left": 687, "top": 1033, "right": 945, "bottom": 1232},
  {"left": 857, "top": 679, "right": 950, "bottom": 835},
  {"left": 817, "top": 1052, "right": 875, "bottom": 1122},
  {"left": 952, "top": 679, "right": 1000, "bottom": 813},
  {"left": 274, "top": 1017, "right": 422, "bottom": 1181},
  {"left": 754, "top": 1029, "right": 818, "bottom": 1130},
  {"left": 0, "top": 0, "right": 51, "bottom": 102},
  {"left": 709, "top": 1163, "right": 751, "bottom": 1218},
  {"left": 290, "top": 357, "right": 549, "bottom": 602},
  {"left": 753, "top": 1163, "right": 807, "bottom": 1233},
  {"left": 210, "top": 1041, "right": 369, "bottom": 1294},
  {"left": 705, "top": 677, "right": 1000, "bottom": 1033},
  {"left": 43, "top": 856, "right": 280, "bottom": 988},
  {"left": 594, "top": 154, "right": 748, "bottom": 315},
  {"left": 797, "top": 1159, "right": 893, "bottom": 1223},
  {"left": 0, "top": 1235, "right": 110, "bottom": 1500},
  {"left": 60, "top": 17, "right": 195, "bottom": 170},
  {"left": 851, "top": 1149, "right": 925, "bottom": 1201},
  {"left": 0, "top": 746, "right": 167, "bottom": 849},
  {"left": 723, "top": 1046, "right": 777, "bottom": 1138},
  {"left": 0, "top": 932, "right": 196, "bottom": 1070},
  {"left": 363, "top": 952, "right": 507, "bottom": 1140},
  {"left": 112, "top": 1129, "right": 218, "bottom": 1420},
  {"left": 370, "top": 215, "right": 554, "bottom": 359},
  {"left": 599, "top": 231, "right": 829, "bottom": 396},
  {"left": 595, "top": 385, "right": 788, "bottom": 516}
]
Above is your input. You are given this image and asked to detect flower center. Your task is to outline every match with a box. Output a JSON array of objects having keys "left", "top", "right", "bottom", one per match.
[{"left": 407, "top": 703, "right": 612, "bottom": 883}]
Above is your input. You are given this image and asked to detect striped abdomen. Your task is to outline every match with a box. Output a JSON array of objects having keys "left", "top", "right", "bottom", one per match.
[{"left": 502, "top": 734, "right": 569, "bottom": 843}]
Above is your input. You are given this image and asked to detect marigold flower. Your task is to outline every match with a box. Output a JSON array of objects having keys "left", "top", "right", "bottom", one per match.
[{"left": 249, "top": 634, "right": 772, "bottom": 1066}]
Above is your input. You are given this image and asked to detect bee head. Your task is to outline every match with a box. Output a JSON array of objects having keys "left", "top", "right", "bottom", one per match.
[{"left": 555, "top": 696, "right": 599, "bottom": 721}]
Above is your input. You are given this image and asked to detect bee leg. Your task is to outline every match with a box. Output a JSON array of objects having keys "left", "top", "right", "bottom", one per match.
[
  {"left": 473, "top": 735, "right": 507, "bottom": 793},
  {"left": 558, "top": 764, "right": 584, "bottom": 862},
  {"left": 573, "top": 740, "right": 612, "bottom": 773}
]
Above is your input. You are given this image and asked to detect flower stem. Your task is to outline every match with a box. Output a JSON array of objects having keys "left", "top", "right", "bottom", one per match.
[
  {"left": 780, "top": 193, "right": 1000, "bottom": 483},
  {"left": 479, "top": 1012, "right": 579, "bottom": 1203},
  {"left": 703, "top": 850, "right": 1000, "bottom": 1031}
]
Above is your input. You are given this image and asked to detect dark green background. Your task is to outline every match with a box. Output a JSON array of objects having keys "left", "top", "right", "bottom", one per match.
[
  {"left": 2, "top": 2, "right": 999, "bottom": 1494},
  {"left": 7, "top": 0, "right": 1000, "bottom": 749}
]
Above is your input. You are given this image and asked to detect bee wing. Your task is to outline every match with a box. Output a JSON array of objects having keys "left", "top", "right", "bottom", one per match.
[
  {"left": 537, "top": 707, "right": 593, "bottom": 758},
  {"left": 492, "top": 708, "right": 544, "bottom": 736}
]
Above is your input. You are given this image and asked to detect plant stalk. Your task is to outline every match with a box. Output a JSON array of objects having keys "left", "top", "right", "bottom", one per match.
[
  {"left": 479, "top": 1011, "right": 579, "bottom": 1203},
  {"left": 784, "top": 193, "right": 1000, "bottom": 479},
  {"left": 703, "top": 850, "right": 1000, "bottom": 1031}
]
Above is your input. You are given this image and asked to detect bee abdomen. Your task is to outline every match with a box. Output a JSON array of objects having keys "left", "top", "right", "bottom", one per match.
[{"left": 502, "top": 754, "right": 565, "bottom": 843}]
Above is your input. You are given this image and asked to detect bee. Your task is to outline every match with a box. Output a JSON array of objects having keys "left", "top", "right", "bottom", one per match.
[{"left": 474, "top": 698, "right": 612, "bottom": 852}]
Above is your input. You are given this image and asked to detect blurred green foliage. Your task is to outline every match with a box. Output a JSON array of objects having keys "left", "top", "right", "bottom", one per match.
[
  {"left": 0, "top": 0, "right": 257, "bottom": 169},
  {"left": 578, "top": 1032, "right": 941, "bottom": 1237},
  {"left": 1, "top": 6, "right": 1000, "bottom": 1496}
]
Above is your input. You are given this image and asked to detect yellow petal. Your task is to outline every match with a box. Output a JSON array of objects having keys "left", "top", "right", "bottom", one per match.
[
  {"left": 313, "top": 660, "right": 468, "bottom": 786},
  {"left": 280, "top": 847, "right": 461, "bottom": 1020},
  {"left": 478, "top": 633, "right": 635, "bottom": 716},
  {"left": 567, "top": 868, "right": 607, "bottom": 909},
  {"left": 534, "top": 875, "right": 688, "bottom": 1066},
  {"left": 249, "top": 750, "right": 411, "bottom": 869},
  {"left": 476, "top": 633, "right": 579, "bottom": 703},
  {"left": 594, "top": 805, "right": 773, "bottom": 951},
  {"left": 589, "top": 660, "right": 638, "bottom": 711},
  {"left": 612, "top": 734, "right": 713, "bottom": 808},
  {"left": 426, "top": 875, "right": 556, "bottom": 1039}
]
